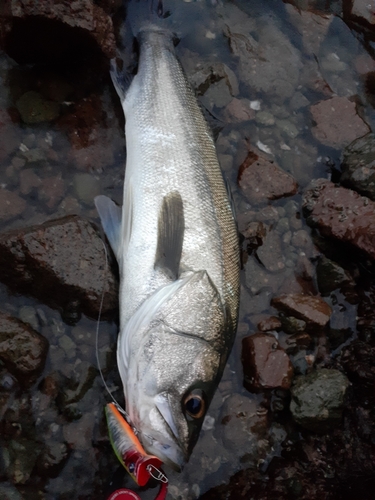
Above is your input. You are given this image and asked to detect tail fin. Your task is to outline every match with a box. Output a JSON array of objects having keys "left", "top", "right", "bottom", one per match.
[{"left": 126, "top": 0, "right": 190, "bottom": 40}]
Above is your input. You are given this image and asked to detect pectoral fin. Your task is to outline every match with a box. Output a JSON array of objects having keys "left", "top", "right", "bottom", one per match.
[
  {"left": 154, "top": 191, "right": 184, "bottom": 280},
  {"left": 95, "top": 195, "right": 122, "bottom": 258}
]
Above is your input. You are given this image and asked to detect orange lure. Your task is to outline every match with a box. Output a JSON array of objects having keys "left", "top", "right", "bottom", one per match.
[{"left": 105, "top": 403, "right": 165, "bottom": 487}]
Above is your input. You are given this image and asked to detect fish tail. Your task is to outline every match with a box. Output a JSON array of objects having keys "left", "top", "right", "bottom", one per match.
[{"left": 126, "top": 0, "right": 183, "bottom": 39}]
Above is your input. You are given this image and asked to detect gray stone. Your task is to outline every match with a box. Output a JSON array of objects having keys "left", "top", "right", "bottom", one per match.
[
  {"left": 290, "top": 368, "right": 350, "bottom": 431},
  {"left": 341, "top": 133, "right": 375, "bottom": 200}
]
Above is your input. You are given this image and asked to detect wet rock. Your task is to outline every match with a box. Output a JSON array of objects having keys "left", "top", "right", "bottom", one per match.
[
  {"left": 38, "top": 174, "right": 65, "bottom": 209},
  {"left": 286, "top": 5, "right": 334, "bottom": 55},
  {"left": 16, "top": 90, "right": 60, "bottom": 124},
  {"left": 256, "top": 231, "right": 286, "bottom": 272},
  {"left": 280, "top": 316, "right": 307, "bottom": 334},
  {"left": 36, "top": 440, "right": 70, "bottom": 478},
  {"left": 272, "top": 293, "right": 332, "bottom": 329},
  {"left": 201, "top": 79, "right": 233, "bottom": 109},
  {"left": 340, "top": 341, "right": 375, "bottom": 389},
  {"left": 290, "top": 368, "right": 350, "bottom": 431},
  {"left": 58, "top": 361, "right": 97, "bottom": 407},
  {"left": 0, "top": 313, "right": 48, "bottom": 384},
  {"left": 350, "top": 0, "right": 375, "bottom": 27},
  {"left": 245, "top": 257, "right": 288, "bottom": 294},
  {"left": 310, "top": 96, "right": 370, "bottom": 149},
  {"left": 222, "top": 98, "right": 255, "bottom": 123},
  {"left": 72, "top": 173, "right": 100, "bottom": 205},
  {"left": 62, "top": 412, "right": 96, "bottom": 451},
  {"left": 303, "top": 179, "right": 375, "bottom": 260},
  {"left": 0, "top": 216, "right": 118, "bottom": 319},
  {"left": 225, "top": 20, "right": 302, "bottom": 100},
  {"left": 284, "top": 332, "right": 312, "bottom": 354},
  {"left": 316, "top": 256, "right": 354, "bottom": 295},
  {"left": 0, "top": 482, "right": 24, "bottom": 500},
  {"left": 257, "top": 316, "right": 282, "bottom": 332},
  {"left": 220, "top": 393, "right": 268, "bottom": 453},
  {"left": 341, "top": 133, "right": 375, "bottom": 200},
  {"left": 186, "top": 60, "right": 239, "bottom": 97},
  {"left": 0, "top": 188, "right": 26, "bottom": 221},
  {"left": 19, "top": 168, "right": 42, "bottom": 195},
  {"left": 0, "top": 109, "right": 20, "bottom": 164},
  {"left": 242, "top": 333, "right": 294, "bottom": 390},
  {"left": 238, "top": 148, "right": 298, "bottom": 205},
  {"left": 0, "top": 0, "right": 116, "bottom": 62},
  {"left": 241, "top": 221, "right": 267, "bottom": 249},
  {"left": 6, "top": 437, "right": 40, "bottom": 484}
]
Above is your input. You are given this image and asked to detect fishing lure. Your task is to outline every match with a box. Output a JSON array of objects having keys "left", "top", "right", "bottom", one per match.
[{"left": 105, "top": 403, "right": 168, "bottom": 488}]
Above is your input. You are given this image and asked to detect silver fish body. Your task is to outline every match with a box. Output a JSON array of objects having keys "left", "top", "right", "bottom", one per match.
[{"left": 96, "top": 4, "right": 240, "bottom": 471}]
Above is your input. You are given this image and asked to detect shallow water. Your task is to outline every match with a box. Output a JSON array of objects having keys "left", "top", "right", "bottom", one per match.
[{"left": 0, "top": 1, "right": 374, "bottom": 499}]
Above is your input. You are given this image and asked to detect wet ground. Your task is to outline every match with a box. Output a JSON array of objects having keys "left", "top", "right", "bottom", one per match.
[{"left": 0, "top": 0, "right": 375, "bottom": 499}]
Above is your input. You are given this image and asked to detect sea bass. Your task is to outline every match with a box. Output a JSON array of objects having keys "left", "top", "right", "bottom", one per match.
[{"left": 95, "top": 0, "right": 240, "bottom": 471}]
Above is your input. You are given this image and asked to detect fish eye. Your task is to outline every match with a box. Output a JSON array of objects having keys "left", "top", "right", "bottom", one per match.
[{"left": 183, "top": 390, "right": 205, "bottom": 419}]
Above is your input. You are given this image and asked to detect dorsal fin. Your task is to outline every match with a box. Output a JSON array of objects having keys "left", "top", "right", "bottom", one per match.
[{"left": 154, "top": 191, "right": 184, "bottom": 280}]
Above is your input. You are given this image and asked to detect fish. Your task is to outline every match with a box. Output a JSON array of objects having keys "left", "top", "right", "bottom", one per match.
[{"left": 95, "top": 0, "right": 240, "bottom": 471}]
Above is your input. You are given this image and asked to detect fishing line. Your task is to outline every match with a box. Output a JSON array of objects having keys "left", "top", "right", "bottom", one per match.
[{"left": 95, "top": 238, "right": 130, "bottom": 423}]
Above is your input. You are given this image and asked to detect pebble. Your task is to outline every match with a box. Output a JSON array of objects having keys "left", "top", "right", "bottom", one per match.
[
  {"left": 238, "top": 147, "right": 298, "bottom": 204},
  {"left": 242, "top": 333, "right": 294, "bottom": 390},
  {"left": 303, "top": 179, "right": 375, "bottom": 260},
  {"left": 272, "top": 293, "right": 332, "bottom": 329},
  {"left": 290, "top": 368, "right": 350, "bottom": 431},
  {"left": 310, "top": 96, "right": 370, "bottom": 149}
]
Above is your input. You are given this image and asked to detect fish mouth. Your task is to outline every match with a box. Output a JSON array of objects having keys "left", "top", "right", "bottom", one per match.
[{"left": 137, "top": 393, "right": 188, "bottom": 471}]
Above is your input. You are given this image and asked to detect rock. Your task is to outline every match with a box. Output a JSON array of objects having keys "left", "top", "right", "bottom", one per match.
[
  {"left": 186, "top": 60, "right": 239, "bottom": 97},
  {"left": 0, "top": 216, "right": 118, "bottom": 319},
  {"left": 0, "top": 483, "right": 25, "bottom": 500},
  {"left": 6, "top": 438, "right": 40, "bottom": 484},
  {"left": 224, "top": 20, "right": 302, "bottom": 100},
  {"left": 0, "top": 188, "right": 26, "bottom": 221},
  {"left": 290, "top": 369, "right": 350, "bottom": 431},
  {"left": 62, "top": 412, "right": 96, "bottom": 451},
  {"left": 351, "top": 0, "right": 375, "bottom": 27},
  {"left": 310, "top": 96, "right": 370, "bottom": 149},
  {"left": 0, "top": 109, "right": 20, "bottom": 164},
  {"left": 38, "top": 174, "right": 65, "bottom": 209},
  {"left": 58, "top": 361, "right": 97, "bottom": 407},
  {"left": 280, "top": 316, "right": 307, "bottom": 334},
  {"left": 340, "top": 340, "right": 375, "bottom": 388},
  {"left": 242, "top": 333, "right": 294, "bottom": 390},
  {"left": 0, "top": 313, "right": 48, "bottom": 384},
  {"left": 341, "top": 133, "right": 375, "bottom": 200},
  {"left": 72, "top": 173, "right": 100, "bottom": 205},
  {"left": 284, "top": 333, "right": 312, "bottom": 354},
  {"left": 303, "top": 179, "right": 375, "bottom": 260},
  {"left": 256, "top": 231, "right": 286, "bottom": 272},
  {"left": 19, "top": 168, "right": 42, "bottom": 195},
  {"left": 222, "top": 98, "right": 255, "bottom": 123},
  {"left": 201, "top": 79, "right": 233, "bottom": 109},
  {"left": 0, "top": 0, "right": 116, "bottom": 62},
  {"left": 220, "top": 393, "right": 268, "bottom": 453},
  {"left": 241, "top": 221, "right": 267, "bottom": 249},
  {"left": 257, "top": 316, "right": 282, "bottom": 332},
  {"left": 36, "top": 441, "right": 70, "bottom": 478},
  {"left": 238, "top": 148, "right": 298, "bottom": 205},
  {"left": 16, "top": 91, "right": 60, "bottom": 123},
  {"left": 285, "top": 5, "right": 333, "bottom": 55},
  {"left": 272, "top": 293, "right": 332, "bottom": 329},
  {"left": 316, "top": 256, "right": 354, "bottom": 295}
]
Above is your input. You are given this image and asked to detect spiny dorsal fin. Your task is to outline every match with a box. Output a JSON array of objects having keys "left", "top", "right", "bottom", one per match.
[{"left": 154, "top": 191, "right": 184, "bottom": 280}]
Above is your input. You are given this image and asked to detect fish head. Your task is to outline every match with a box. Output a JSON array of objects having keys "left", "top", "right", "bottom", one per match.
[{"left": 121, "top": 271, "right": 233, "bottom": 471}]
